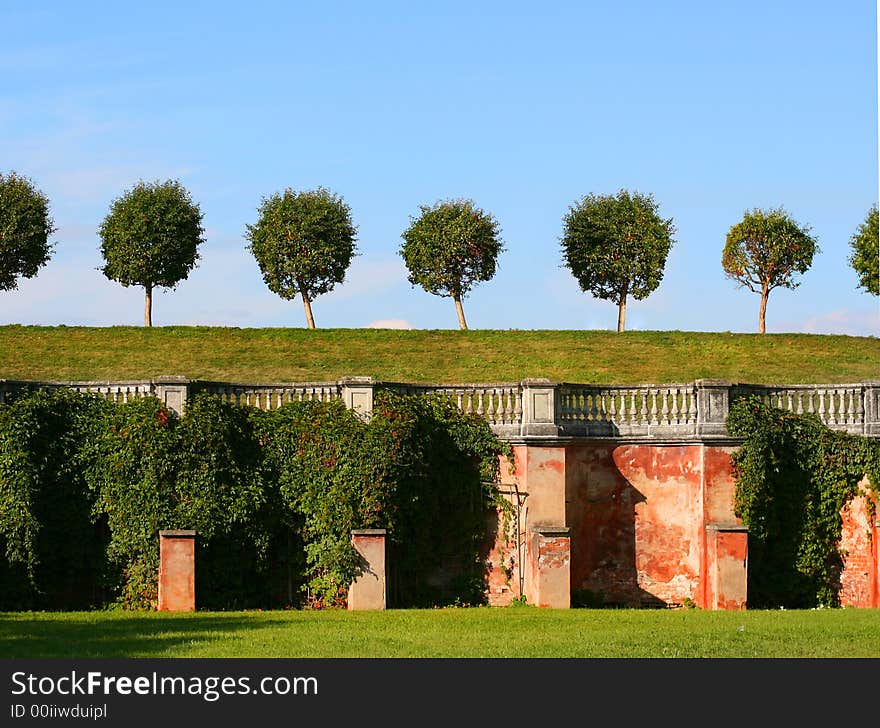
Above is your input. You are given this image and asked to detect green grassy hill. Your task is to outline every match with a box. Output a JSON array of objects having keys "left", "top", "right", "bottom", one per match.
[{"left": 0, "top": 325, "right": 876, "bottom": 384}]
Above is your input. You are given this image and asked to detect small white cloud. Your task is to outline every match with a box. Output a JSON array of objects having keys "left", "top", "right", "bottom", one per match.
[
  {"left": 780, "top": 308, "right": 880, "bottom": 337},
  {"left": 366, "top": 319, "right": 413, "bottom": 329}
]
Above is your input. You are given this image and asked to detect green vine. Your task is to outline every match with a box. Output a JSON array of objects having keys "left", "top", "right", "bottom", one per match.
[
  {"left": 727, "top": 396, "right": 880, "bottom": 608},
  {"left": 257, "top": 390, "right": 512, "bottom": 607},
  {"left": 0, "top": 387, "right": 510, "bottom": 611},
  {"left": 0, "top": 388, "right": 111, "bottom": 609}
]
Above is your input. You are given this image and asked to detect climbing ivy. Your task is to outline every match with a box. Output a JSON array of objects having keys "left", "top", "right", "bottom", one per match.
[
  {"left": 0, "top": 388, "right": 111, "bottom": 609},
  {"left": 727, "top": 396, "right": 880, "bottom": 608},
  {"left": 0, "top": 387, "right": 511, "bottom": 611},
  {"left": 256, "top": 390, "right": 512, "bottom": 607}
]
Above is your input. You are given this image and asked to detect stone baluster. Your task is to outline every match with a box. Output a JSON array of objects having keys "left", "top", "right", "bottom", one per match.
[{"left": 864, "top": 381, "right": 880, "bottom": 436}]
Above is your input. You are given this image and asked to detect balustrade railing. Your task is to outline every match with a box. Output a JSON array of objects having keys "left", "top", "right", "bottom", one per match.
[
  {"left": 1, "top": 377, "right": 877, "bottom": 439},
  {"left": 0, "top": 379, "right": 155, "bottom": 405},
  {"left": 557, "top": 384, "right": 698, "bottom": 436},
  {"left": 192, "top": 381, "right": 341, "bottom": 410},
  {"left": 382, "top": 382, "right": 523, "bottom": 428},
  {"left": 731, "top": 384, "right": 867, "bottom": 434}
]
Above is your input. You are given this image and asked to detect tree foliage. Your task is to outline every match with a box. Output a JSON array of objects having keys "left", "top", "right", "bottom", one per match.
[
  {"left": 848, "top": 204, "right": 878, "bottom": 296},
  {"left": 721, "top": 207, "right": 819, "bottom": 333},
  {"left": 98, "top": 179, "right": 205, "bottom": 326},
  {"left": 245, "top": 187, "right": 357, "bottom": 329},
  {"left": 560, "top": 189, "right": 675, "bottom": 332},
  {"left": 399, "top": 199, "right": 504, "bottom": 330},
  {"left": 0, "top": 171, "right": 55, "bottom": 292}
]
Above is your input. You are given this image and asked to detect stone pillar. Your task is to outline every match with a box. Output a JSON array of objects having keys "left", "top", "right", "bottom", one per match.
[
  {"left": 153, "top": 376, "right": 191, "bottom": 417},
  {"left": 863, "top": 381, "right": 880, "bottom": 437},
  {"left": 158, "top": 530, "right": 196, "bottom": 612},
  {"left": 696, "top": 379, "right": 733, "bottom": 438},
  {"left": 526, "top": 526, "right": 570, "bottom": 608},
  {"left": 348, "top": 529, "right": 386, "bottom": 610},
  {"left": 341, "top": 377, "right": 374, "bottom": 422},
  {"left": 520, "top": 379, "right": 559, "bottom": 437},
  {"left": 704, "top": 524, "right": 748, "bottom": 610}
]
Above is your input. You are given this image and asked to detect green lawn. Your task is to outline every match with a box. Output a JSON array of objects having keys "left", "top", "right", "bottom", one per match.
[
  {"left": 2, "top": 607, "right": 878, "bottom": 658},
  {"left": 0, "top": 326, "right": 877, "bottom": 384}
]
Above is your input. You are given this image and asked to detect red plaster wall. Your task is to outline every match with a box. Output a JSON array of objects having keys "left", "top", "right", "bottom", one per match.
[
  {"left": 484, "top": 451, "right": 525, "bottom": 606},
  {"left": 567, "top": 443, "right": 704, "bottom": 607},
  {"left": 484, "top": 444, "right": 876, "bottom": 610},
  {"left": 838, "top": 481, "right": 878, "bottom": 608},
  {"left": 703, "top": 446, "right": 739, "bottom": 525},
  {"left": 705, "top": 528, "right": 748, "bottom": 610},
  {"left": 531, "top": 533, "right": 571, "bottom": 608},
  {"left": 484, "top": 506, "right": 519, "bottom": 606}
]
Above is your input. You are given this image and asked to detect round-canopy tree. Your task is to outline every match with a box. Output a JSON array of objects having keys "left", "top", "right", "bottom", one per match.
[
  {"left": 0, "top": 171, "right": 55, "bottom": 292},
  {"left": 99, "top": 179, "right": 205, "bottom": 327},
  {"left": 722, "top": 207, "right": 819, "bottom": 334},
  {"left": 399, "top": 198, "right": 503, "bottom": 330},
  {"left": 245, "top": 187, "right": 357, "bottom": 329},
  {"left": 560, "top": 189, "right": 675, "bottom": 332},
  {"left": 849, "top": 204, "right": 878, "bottom": 296}
]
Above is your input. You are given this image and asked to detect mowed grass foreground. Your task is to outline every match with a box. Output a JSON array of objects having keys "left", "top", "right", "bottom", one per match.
[
  {"left": 2, "top": 608, "right": 879, "bottom": 658},
  {"left": 0, "top": 326, "right": 877, "bottom": 384}
]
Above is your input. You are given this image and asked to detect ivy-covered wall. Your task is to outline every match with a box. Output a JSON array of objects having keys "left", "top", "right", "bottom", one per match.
[
  {"left": 0, "top": 388, "right": 510, "bottom": 611},
  {"left": 2, "top": 387, "right": 876, "bottom": 612},
  {"left": 727, "top": 396, "right": 879, "bottom": 608}
]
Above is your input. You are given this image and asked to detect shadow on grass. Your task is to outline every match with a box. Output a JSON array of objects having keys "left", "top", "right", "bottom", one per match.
[{"left": 0, "top": 613, "right": 284, "bottom": 658}]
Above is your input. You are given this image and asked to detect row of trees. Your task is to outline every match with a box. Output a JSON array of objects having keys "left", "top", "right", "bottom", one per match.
[{"left": 1, "top": 171, "right": 877, "bottom": 332}]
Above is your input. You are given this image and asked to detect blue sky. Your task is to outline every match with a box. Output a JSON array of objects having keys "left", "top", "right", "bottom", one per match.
[{"left": 2, "top": 1, "right": 878, "bottom": 334}]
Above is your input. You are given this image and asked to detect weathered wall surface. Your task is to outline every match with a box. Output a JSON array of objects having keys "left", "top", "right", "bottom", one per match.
[
  {"left": 348, "top": 530, "right": 387, "bottom": 611},
  {"left": 486, "top": 441, "right": 874, "bottom": 610},
  {"left": 838, "top": 479, "right": 879, "bottom": 608},
  {"left": 157, "top": 530, "right": 195, "bottom": 612},
  {"left": 566, "top": 444, "right": 709, "bottom": 607}
]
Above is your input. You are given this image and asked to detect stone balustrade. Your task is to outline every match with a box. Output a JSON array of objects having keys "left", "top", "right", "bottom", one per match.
[
  {"left": 1, "top": 376, "right": 878, "bottom": 440},
  {"left": 0, "top": 379, "right": 155, "bottom": 406},
  {"left": 192, "top": 380, "right": 342, "bottom": 409},
  {"left": 380, "top": 381, "right": 523, "bottom": 436},
  {"left": 732, "top": 383, "right": 869, "bottom": 435},
  {"left": 557, "top": 383, "right": 698, "bottom": 437}
]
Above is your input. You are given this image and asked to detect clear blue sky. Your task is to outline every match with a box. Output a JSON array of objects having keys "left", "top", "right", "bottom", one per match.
[{"left": 2, "top": 0, "right": 877, "bottom": 334}]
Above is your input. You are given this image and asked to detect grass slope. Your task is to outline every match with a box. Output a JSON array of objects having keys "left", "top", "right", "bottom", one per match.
[
  {"left": 0, "top": 326, "right": 877, "bottom": 384},
  {"left": 2, "top": 608, "right": 879, "bottom": 658}
]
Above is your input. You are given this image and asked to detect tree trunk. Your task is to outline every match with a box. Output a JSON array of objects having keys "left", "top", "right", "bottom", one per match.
[
  {"left": 454, "top": 295, "right": 468, "bottom": 330},
  {"left": 302, "top": 294, "right": 316, "bottom": 329},
  {"left": 758, "top": 284, "right": 768, "bottom": 334},
  {"left": 617, "top": 294, "right": 627, "bottom": 333},
  {"left": 144, "top": 284, "right": 152, "bottom": 327}
]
